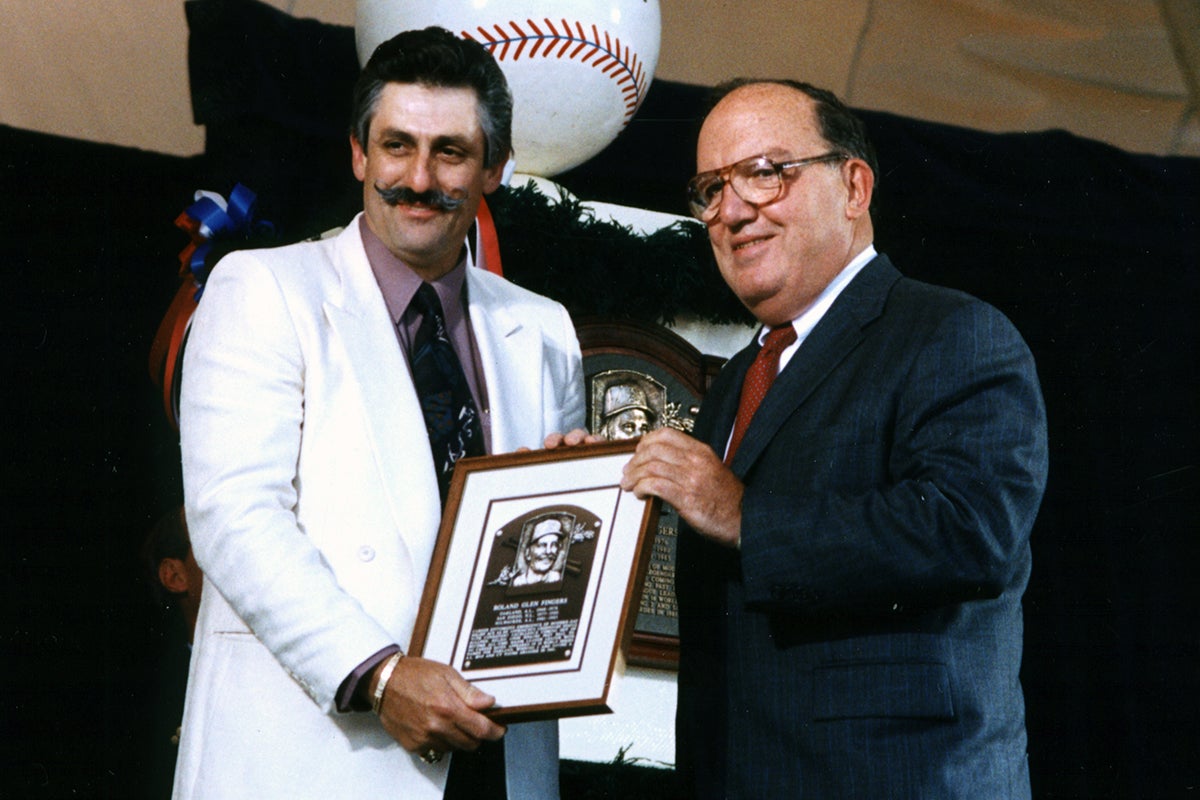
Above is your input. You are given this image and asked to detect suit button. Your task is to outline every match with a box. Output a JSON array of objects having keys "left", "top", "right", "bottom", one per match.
[{"left": 357, "top": 545, "right": 376, "bottom": 562}]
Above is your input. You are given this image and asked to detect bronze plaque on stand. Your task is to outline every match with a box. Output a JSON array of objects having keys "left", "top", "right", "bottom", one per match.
[{"left": 576, "top": 317, "right": 725, "bottom": 669}]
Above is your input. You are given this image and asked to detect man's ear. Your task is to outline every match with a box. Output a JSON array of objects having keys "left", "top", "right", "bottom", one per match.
[
  {"left": 350, "top": 134, "right": 368, "bottom": 182},
  {"left": 844, "top": 159, "right": 874, "bottom": 220},
  {"left": 481, "top": 154, "right": 509, "bottom": 194},
  {"left": 158, "top": 557, "right": 190, "bottom": 595}
]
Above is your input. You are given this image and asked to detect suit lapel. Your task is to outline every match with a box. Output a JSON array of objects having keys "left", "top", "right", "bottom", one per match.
[
  {"left": 465, "top": 269, "right": 543, "bottom": 453},
  {"left": 322, "top": 223, "right": 441, "bottom": 533},
  {"left": 728, "top": 255, "right": 901, "bottom": 475},
  {"left": 697, "top": 337, "right": 757, "bottom": 452}
]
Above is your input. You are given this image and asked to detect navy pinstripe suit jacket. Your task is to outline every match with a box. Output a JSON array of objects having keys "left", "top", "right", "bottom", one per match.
[{"left": 675, "top": 254, "right": 1048, "bottom": 799}]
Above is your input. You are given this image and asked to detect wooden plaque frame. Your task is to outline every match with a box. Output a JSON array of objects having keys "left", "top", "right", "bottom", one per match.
[{"left": 410, "top": 440, "right": 660, "bottom": 723}]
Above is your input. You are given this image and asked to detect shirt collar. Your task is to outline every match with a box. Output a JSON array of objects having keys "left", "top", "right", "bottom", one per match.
[
  {"left": 760, "top": 244, "right": 877, "bottom": 360},
  {"left": 359, "top": 215, "right": 468, "bottom": 325}
]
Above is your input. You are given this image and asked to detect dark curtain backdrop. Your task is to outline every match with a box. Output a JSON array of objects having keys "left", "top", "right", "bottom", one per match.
[{"left": 2, "top": 0, "right": 1196, "bottom": 797}]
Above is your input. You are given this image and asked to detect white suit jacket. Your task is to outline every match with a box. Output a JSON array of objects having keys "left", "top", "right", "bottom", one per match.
[{"left": 174, "top": 216, "right": 584, "bottom": 799}]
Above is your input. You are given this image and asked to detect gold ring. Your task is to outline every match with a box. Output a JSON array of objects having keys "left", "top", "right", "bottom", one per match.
[{"left": 420, "top": 748, "right": 443, "bottom": 765}]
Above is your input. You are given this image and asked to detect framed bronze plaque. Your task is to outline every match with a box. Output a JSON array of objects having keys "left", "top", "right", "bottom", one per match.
[
  {"left": 576, "top": 317, "right": 726, "bottom": 669},
  {"left": 409, "top": 440, "right": 660, "bottom": 723}
]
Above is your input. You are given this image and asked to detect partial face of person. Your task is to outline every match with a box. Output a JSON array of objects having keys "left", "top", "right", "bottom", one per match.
[
  {"left": 696, "top": 83, "right": 866, "bottom": 325},
  {"left": 528, "top": 534, "right": 561, "bottom": 575},
  {"left": 603, "top": 408, "right": 653, "bottom": 440},
  {"left": 351, "top": 82, "right": 503, "bottom": 280},
  {"left": 158, "top": 550, "right": 203, "bottom": 601}
]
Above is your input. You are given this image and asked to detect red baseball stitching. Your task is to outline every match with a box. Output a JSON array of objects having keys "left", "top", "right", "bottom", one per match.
[{"left": 463, "top": 18, "right": 649, "bottom": 123}]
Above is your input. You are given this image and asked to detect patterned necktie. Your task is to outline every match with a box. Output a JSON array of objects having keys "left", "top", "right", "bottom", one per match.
[
  {"left": 724, "top": 325, "right": 798, "bottom": 465},
  {"left": 408, "top": 283, "right": 485, "bottom": 504}
]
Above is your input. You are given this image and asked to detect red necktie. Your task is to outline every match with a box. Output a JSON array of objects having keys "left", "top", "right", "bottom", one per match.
[{"left": 725, "top": 325, "right": 798, "bottom": 464}]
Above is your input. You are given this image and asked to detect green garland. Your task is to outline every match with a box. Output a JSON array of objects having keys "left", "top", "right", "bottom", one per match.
[
  {"left": 489, "top": 183, "right": 754, "bottom": 326},
  {"left": 187, "top": 181, "right": 754, "bottom": 327}
]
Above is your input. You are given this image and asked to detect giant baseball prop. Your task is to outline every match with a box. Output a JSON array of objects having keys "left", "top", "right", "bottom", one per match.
[{"left": 356, "top": 1, "right": 662, "bottom": 176}]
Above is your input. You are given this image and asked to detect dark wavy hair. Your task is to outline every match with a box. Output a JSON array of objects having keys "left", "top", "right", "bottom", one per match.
[{"left": 350, "top": 26, "right": 513, "bottom": 168}]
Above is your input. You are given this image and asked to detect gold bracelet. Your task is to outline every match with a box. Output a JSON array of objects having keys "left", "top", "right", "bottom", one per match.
[{"left": 371, "top": 651, "right": 404, "bottom": 715}]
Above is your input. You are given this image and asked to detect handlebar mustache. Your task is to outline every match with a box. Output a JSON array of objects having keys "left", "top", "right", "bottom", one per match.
[{"left": 373, "top": 183, "right": 467, "bottom": 211}]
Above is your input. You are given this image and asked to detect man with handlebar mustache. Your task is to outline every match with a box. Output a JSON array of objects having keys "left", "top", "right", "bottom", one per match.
[{"left": 174, "top": 27, "right": 583, "bottom": 800}]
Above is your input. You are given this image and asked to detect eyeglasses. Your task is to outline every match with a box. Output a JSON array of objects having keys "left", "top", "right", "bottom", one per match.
[{"left": 686, "top": 152, "right": 849, "bottom": 221}]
